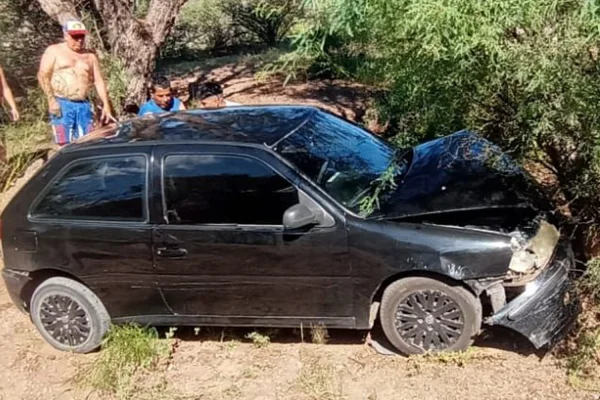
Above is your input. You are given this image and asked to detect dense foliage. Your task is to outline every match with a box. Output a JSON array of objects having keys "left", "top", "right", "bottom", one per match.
[
  {"left": 277, "top": 0, "right": 600, "bottom": 253},
  {"left": 162, "top": 0, "right": 299, "bottom": 58}
]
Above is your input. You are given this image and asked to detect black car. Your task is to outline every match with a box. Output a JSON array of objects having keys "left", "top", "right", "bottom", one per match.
[{"left": 0, "top": 105, "right": 578, "bottom": 355}]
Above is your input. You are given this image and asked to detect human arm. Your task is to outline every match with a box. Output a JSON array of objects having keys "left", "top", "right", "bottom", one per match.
[
  {"left": 37, "top": 46, "right": 60, "bottom": 117},
  {"left": 0, "top": 65, "right": 19, "bottom": 121},
  {"left": 91, "top": 54, "right": 113, "bottom": 123},
  {"left": 179, "top": 100, "right": 187, "bottom": 111}
]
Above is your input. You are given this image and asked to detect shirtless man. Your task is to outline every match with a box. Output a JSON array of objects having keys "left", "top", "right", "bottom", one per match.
[
  {"left": 0, "top": 64, "right": 19, "bottom": 122},
  {"left": 37, "top": 20, "right": 113, "bottom": 146}
]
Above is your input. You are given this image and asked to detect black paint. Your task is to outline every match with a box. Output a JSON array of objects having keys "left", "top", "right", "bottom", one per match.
[{"left": 0, "top": 105, "right": 578, "bottom": 351}]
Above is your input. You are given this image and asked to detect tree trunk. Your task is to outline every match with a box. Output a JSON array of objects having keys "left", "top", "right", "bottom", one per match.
[
  {"left": 36, "top": 0, "right": 78, "bottom": 23},
  {"left": 36, "top": 0, "right": 188, "bottom": 107}
]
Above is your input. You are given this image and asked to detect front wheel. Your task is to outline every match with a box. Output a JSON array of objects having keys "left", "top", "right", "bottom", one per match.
[
  {"left": 379, "top": 277, "right": 482, "bottom": 356},
  {"left": 30, "top": 277, "right": 110, "bottom": 353}
]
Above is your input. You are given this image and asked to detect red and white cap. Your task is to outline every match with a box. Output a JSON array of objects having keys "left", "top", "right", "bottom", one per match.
[{"left": 63, "top": 20, "right": 88, "bottom": 35}]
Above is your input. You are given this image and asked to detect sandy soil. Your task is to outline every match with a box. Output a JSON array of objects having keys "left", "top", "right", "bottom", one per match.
[{"left": 0, "top": 59, "right": 596, "bottom": 400}]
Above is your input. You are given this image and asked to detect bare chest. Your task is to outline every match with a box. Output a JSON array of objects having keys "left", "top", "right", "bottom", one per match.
[{"left": 54, "top": 52, "right": 92, "bottom": 74}]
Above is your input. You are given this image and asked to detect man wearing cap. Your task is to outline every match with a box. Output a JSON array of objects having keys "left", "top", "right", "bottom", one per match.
[{"left": 37, "top": 20, "right": 113, "bottom": 146}]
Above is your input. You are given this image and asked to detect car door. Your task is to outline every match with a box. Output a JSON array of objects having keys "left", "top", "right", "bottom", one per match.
[
  {"left": 26, "top": 149, "right": 170, "bottom": 319},
  {"left": 152, "top": 144, "right": 353, "bottom": 326}
]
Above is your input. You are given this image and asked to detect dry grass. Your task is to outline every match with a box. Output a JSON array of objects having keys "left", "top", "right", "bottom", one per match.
[
  {"left": 402, "top": 346, "right": 496, "bottom": 373},
  {"left": 0, "top": 118, "right": 51, "bottom": 193},
  {"left": 297, "top": 352, "right": 346, "bottom": 400},
  {"left": 310, "top": 323, "right": 329, "bottom": 345},
  {"left": 245, "top": 331, "right": 271, "bottom": 348},
  {"left": 564, "top": 257, "right": 600, "bottom": 391},
  {"left": 73, "top": 324, "right": 173, "bottom": 400},
  {"left": 420, "top": 347, "right": 481, "bottom": 366},
  {"left": 566, "top": 327, "right": 600, "bottom": 391},
  {"left": 583, "top": 258, "right": 600, "bottom": 302}
]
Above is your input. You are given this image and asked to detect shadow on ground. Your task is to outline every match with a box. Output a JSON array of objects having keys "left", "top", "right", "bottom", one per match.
[
  {"left": 159, "top": 52, "right": 381, "bottom": 125},
  {"left": 153, "top": 323, "right": 544, "bottom": 359}
]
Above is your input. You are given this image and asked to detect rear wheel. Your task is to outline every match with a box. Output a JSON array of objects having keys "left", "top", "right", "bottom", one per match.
[
  {"left": 380, "top": 277, "right": 481, "bottom": 355},
  {"left": 30, "top": 277, "right": 110, "bottom": 353}
]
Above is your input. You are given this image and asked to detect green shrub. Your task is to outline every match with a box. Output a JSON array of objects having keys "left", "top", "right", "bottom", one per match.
[
  {"left": 566, "top": 257, "right": 600, "bottom": 390},
  {"left": 97, "top": 54, "right": 129, "bottom": 116},
  {"left": 224, "top": 0, "right": 298, "bottom": 47},
  {"left": 74, "top": 324, "right": 172, "bottom": 398},
  {"left": 162, "top": 0, "right": 247, "bottom": 58},
  {"left": 278, "top": 0, "right": 600, "bottom": 230}
]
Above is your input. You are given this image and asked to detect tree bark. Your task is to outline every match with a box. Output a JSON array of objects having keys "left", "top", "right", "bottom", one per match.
[
  {"left": 36, "top": 0, "right": 78, "bottom": 23},
  {"left": 36, "top": 0, "right": 188, "bottom": 106}
]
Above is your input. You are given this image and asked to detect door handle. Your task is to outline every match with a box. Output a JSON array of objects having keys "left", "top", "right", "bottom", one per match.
[{"left": 156, "top": 246, "right": 188, "bottom": 258}]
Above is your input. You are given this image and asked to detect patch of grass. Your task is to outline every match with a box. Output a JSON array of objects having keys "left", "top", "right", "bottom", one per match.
[
  {"left": 408, "top": 347, "right": 484, "bottom": 367},
  {"left": 223, "top": 384, "right": 242, "bottom": 398},
  {"left": 310, "top": 323, "right": 329, "bottom": 345},
  {"left": 583, "top": 258, "right": 600, "bottom": 301},
  {"left": 422, "top": 347, "right": 479, "bottom": 366},
  {"left": 222, "top": 339, "right": 241, "bottom": 351},
  {"left": 0, "top": 87, "right": 53, "bottom": 193},
  {"left": 566, "top": 328, "right": 600, "bottom": 391},
  {"left": 165, "top": 326, "right": 178, "bottom": 340},
  {"left": 73, "top": 323, "right": 172, "bottom": 399},
  {"left": 245, "top": 331, "right": 271, "bottom": 348},
  {"left": 0, "top": 128, "right": 49, "bottom": 192},
  {"left": 564, "top": 257, "right": 600, "bottom": 391},
  {"left": 298, "top": 353, "right": 345, "bottom": 400},
  {"left": 98, "top": 54, "right": 129, "bottom": 115}
]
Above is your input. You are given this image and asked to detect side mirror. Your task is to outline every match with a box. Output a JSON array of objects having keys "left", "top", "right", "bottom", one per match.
[{"left": 283, "top": 204, "right": 318, "bottom": 230}]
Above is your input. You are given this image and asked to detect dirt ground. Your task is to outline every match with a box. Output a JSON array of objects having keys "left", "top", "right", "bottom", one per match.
[
  {"left": 0, "top": 59, "right": 597, "bottom": 400},
  {"left": 0, "top": 277, "right": 594, "bottom": 400}
]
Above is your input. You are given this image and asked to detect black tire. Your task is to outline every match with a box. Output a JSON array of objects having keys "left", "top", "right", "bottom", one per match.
[
  {"left": 30, "top": 277, "right": 110, "bottom": 353},
  {"left": 380, "top": 277, "right": 482, "bottom": 356}
]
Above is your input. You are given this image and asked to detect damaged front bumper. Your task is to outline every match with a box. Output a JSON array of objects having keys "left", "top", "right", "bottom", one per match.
[{"left": 485, "top": 241, "right": 580, "bottom": 349}]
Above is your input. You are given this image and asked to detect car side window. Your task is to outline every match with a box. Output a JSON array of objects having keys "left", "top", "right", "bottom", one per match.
[
  {"left": 32, "top": 155, "right": 147, "bottom": 222},
  {"left": 163, "top": 154, "right": 299, "bottom": 225}
]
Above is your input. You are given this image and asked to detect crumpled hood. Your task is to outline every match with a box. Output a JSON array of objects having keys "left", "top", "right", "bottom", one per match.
[{"left": 378, "top": 130, "right": 552, "bottom": 220}]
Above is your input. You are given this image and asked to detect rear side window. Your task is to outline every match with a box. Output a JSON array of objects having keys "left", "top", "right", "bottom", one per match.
[
  {"left": 163, "top": 154, "right": 298, "bottom": 225},
  {"left": 32, "top": 155, "right": 147, "bottom": 221}
]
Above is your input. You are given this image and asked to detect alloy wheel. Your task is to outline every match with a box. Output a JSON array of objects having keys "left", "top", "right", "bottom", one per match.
[{"left": 394, "top": 289, "right": 465, "bottom": 351}]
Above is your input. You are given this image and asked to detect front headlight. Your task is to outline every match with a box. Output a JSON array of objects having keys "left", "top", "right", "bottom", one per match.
[{"left": 508, "top": 220, "right": 560, "bottom": 274}]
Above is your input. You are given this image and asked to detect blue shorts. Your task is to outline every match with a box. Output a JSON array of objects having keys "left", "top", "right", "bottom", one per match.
[{"left": 50, "top": 97, "right": 94, "bottom": 145}]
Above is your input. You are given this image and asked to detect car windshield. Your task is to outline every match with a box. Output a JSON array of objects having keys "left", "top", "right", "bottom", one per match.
[{"left": 272, "top": 111, "right": 408, "bottom": 213}]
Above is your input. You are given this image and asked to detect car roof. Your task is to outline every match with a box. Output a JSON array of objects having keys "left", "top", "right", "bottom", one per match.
[{"left": 66, "top": 105, "right": 321, "bottom": 151}]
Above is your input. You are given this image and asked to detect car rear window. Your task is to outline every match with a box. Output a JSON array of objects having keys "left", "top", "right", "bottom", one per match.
[{"left": 31, "top": 155, "right": 147, "bottom": 222}]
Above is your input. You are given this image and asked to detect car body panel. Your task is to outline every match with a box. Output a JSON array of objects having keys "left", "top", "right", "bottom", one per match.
[
  {"left": 487, "top": 241, "right": 579, "bottom": 348},
  {"left": 151, "top": 144, "right": 353, "bottom": 320},
  {"left": 346, "top": 217, "right": 515, "bottom": 328},
  {"left": 378, "top": 131, "right": 553, "bottom": 222},
  {"left": 1, "top": 146, "right": 169, "bottom": 317},
  {"left": 0, "top": 105, "right": 579, "bottom": 352}
]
